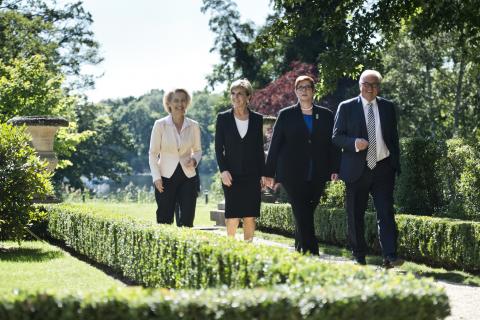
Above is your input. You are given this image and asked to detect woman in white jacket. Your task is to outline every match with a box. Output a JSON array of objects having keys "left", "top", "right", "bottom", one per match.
[{"left": 148, "top": 88, "right": 201, "bottom": 227}]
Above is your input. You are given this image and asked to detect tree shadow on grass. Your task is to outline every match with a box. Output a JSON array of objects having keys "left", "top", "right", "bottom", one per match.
[{"left": 0, "top": 246, "right": 63, "bottom": 262}]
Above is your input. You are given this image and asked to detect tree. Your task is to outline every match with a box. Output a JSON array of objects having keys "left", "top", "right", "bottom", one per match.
[
  {"left": 250, "top": 61, "right": 317, "bottom": 116},
  {"left": 55, "top": 99, "right": 134, "bottom": 189},
  {"left": 201, "top": 0, "right": 272, "bottom": 88},
  {"left": 381, "top": 30, "right": 480, "bottom": 140},
  {"left": 0, "top": 0, "right": 102, "bottom": 90},
  {"left": 0, "top": 55, "right": 75, "bottom": 122}
]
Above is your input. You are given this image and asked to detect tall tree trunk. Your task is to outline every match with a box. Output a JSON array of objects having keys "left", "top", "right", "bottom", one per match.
[{"left": 453, "top": 32, "right": 466, "bottom": 137}]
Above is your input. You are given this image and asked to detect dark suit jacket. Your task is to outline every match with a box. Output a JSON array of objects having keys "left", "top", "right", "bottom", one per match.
[
  {"left": 264, "top": 103, "right": 340, "bottom": 183},
  {"left": 332, "top": 96, "right": 400, "bottom": 183},
  {"left": 215, "top": 108, "right": 265, "bottom": 178}
]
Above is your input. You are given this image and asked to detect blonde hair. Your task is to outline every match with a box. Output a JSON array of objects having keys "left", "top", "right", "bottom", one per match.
[
  {"left": 230, "top": 78, "right": 253, "bottom": 97},
  {"left": 163, "top": 88, "right": 192, "bottom": 113}
]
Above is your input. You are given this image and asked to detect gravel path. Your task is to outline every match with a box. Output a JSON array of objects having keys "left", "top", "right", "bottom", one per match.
[{"left": 208, "top": 230, "right": 479, "bottom": 320}]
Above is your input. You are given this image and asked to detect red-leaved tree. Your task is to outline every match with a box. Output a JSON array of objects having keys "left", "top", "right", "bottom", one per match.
[{"left": 250, "top": 61, "right": 317, "bottom": 116}]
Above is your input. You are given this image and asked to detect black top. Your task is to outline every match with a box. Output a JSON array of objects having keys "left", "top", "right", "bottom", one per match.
[
  {"left": 215, "top": 108, "right": 265, "bottom": 178},
  {"left": 265, "top": 103, "right": 340, "bottom": 183},
  {"left": 332, "top": 96, "right": 400, "bottom": 183}
]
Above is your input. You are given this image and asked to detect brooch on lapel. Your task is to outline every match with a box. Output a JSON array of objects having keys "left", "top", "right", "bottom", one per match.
[{"left": 315, "top": 114, "right": 319, "bottom": 120}]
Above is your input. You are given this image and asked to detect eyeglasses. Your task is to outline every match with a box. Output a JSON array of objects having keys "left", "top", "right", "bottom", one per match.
[
  {"left": 361, "top": 82, "right": 380, "bottom": 90},
  {"left": 296, "top": 85, "right": 313, "bottom": 91}
]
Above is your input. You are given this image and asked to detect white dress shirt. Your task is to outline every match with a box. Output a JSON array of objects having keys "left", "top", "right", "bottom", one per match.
[
  {"left": 148, "top": 115, "right": 202, "bottom": 182},
  {"left": 357, "top": 96, "right": 390, "bottom": 161}
]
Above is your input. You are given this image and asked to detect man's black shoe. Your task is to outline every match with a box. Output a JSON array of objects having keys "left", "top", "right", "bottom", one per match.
[
  {"left": 354, "top": 256, "right": 367, "bottom": 265},
  {"left": 384, "top": 256, "right": 404, "bottom": 268}
]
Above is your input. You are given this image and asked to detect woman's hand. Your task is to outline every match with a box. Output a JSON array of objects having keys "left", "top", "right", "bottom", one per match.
[
  {"left": 154, "top": 179, "right": 164, "bottom": 193},
  {"left": 221, "top": 170, "right": 233, "bottom": 187},
  {"left": 185, "top": 157, "right": 197, "bottom": 169}
]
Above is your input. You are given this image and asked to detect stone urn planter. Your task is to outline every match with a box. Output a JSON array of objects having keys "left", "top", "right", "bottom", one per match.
[{"left": 7, "top": 116, "right": 69, "bottom": 172}]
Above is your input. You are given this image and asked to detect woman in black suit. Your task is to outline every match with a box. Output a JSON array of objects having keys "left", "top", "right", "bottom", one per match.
[
  {"left": 215, "top": 79, "right": 265, "bottom": 241},
  {"left": 264, "top": 76, "right": 340, "bottom": 255}
]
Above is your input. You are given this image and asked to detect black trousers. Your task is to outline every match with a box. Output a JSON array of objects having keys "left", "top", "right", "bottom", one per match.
[
  {"left": 154, "top": 164, "right": 197, "bottom": 227},
  {"left": 345, "top": 158, "right": 397, "bottom": 258},
  {"left": 282, "top": 180, "right": 326, "bottom": 255}
]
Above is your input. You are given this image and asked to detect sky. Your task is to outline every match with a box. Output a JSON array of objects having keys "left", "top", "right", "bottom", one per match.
[{"left": 80, "top": 0, "right": 272, "bottom": 102}]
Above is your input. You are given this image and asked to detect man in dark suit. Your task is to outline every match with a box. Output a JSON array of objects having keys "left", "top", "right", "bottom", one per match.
[
  {"left": 332, "top": 69, "right": 403, "bottom": 267},
  {"left": 265, "top": 76, "right": 339, "bottom": 255}
]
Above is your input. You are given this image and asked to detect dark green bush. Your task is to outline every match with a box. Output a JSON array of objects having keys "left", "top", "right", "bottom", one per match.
[
  {"left": 37, "top": 204, "right": 449, "bottom": 319},
  {"left": 258, "top": 204, "right": 480, "bottom": 272},
  {"left": 395, "top": 137, "right": 444, "bottom": 216},
  {"left": 0, "top": 123, "right": 52, "bottom": 242},
  {"left": 438, "top": 138, "right": 480, "bottom": 221}
]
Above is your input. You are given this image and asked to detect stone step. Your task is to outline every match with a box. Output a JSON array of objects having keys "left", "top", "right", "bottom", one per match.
[{"left": 210, "top": 209, "right": 225, "bottom": 226}]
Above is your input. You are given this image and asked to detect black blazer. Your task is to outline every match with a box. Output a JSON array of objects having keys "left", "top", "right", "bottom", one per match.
[
  {"left": 264, "top": 103, "right": 340, "bottom": 183},
  {"left": 215, "top": 108, "right": 265, "bottom": 178},
  {"left": 332, "top": 96, "right": 400, "bottom": 183}
]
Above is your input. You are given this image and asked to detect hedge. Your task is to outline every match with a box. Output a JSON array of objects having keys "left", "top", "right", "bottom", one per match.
[
  {"left": 258, "top": 204, "right": 480, "bottom": 273},
  {"left": 29, "top": 204, "right": 449, "bottom": 319},
  {"left": 0, "top": 284, "right": 449, "bottom": 320}
]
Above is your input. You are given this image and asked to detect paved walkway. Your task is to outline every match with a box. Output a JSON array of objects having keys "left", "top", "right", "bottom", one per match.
[{"left": 209, "top": 229, "right": 479, "bottom": 320}]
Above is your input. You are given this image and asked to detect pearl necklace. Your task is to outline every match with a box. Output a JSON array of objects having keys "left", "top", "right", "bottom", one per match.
[{"left": 300, "top": 105, "right": 313, "bottom": 111}]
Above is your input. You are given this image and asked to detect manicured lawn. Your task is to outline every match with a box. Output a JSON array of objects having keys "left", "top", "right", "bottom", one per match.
[
  {"left": 64, "top": 197, "right": 217, "bottom": 226},
  {"left": 0, "top": 241, "right": 125, "bottom": 294}
]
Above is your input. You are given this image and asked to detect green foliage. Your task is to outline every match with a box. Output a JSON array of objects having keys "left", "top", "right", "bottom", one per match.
[
  {"left": 394, "top": 137, "right": 480, "bottom": 221},
  {"left": 439, "top": 139, "right": 480, "bottom": 220},
  {"left": 395, "top": 138, "right": 444, "bottom": 215},
  {"left": 320, "top": 181, "right": 346, "bottom": 209},
  {"left": 381, "top": 29, "right": 480, "bottom": 139},
  {"left": 259, "top": 204, "right": 480, "bottom": 272},
  {"left": 55, "top": 100, "right": 134, "bottom": 189},
  {"left": 0, "top": 282, "right": 449, "bottom": 320},
  {"left": 0, "top": 124, "right": 53, "bottom": 242},
  {"left": 0, "top": 55, "right": 75, "bottom": 122},
  {"left": 36, "top": 204, "right": 448, "bottom": 319},
  {"left": 0, "top": 0, "right": 102, "bottom": 90}
]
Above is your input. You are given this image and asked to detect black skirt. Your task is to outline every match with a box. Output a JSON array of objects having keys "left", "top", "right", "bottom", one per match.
[{"left": 222, "top": 175, "right": 261, "bottom": 218}]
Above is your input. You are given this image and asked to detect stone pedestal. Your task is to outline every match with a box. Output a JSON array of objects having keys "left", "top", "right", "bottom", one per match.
[{"left": 7, "top": 116, "right": 69, "bottom": 172}]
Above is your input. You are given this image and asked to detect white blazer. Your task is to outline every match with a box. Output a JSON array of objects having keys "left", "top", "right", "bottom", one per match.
[{"left": 148, "top": 115, "right": 202, "bottom": 182}]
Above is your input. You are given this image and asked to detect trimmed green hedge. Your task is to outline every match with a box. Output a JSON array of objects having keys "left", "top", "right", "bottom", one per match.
[
  {"left": 0, "top": 284, "right": 449, "bottom": 320},
  {"left": 32, "top": 204, "right": 449, "bottom": 319},
  {"left": 258, "top": 204, "right": 480, "bottom": 273}
]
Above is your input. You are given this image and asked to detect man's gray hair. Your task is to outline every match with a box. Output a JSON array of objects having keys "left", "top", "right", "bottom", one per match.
[{"left": 359, "top": 70, "right": 383, "bottom": 84}]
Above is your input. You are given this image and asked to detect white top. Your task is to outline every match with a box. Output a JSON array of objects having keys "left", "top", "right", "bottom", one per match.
[
  {"left": 357, "top": 96, "right": 390, "bottom": 161},
  {"left": 234, "top": 117, "right": 249, "bottom": 138},
  {"left": 148, "top": 115, "right": 202, "bottom": 182}
]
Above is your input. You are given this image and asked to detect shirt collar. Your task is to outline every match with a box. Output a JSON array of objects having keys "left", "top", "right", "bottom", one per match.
[
  {"left": 360, "top": 95, "right": 377, "bottom": 108},
  {"left": 166, "top": 114, "right": 191, "bottom": 130}
]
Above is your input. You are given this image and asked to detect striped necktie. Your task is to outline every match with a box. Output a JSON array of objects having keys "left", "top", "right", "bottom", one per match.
[{"left": 366, "top": 103, "right": 377, "bottom": 169}]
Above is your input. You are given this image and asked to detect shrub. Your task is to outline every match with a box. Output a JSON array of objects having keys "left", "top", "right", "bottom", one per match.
[
  {"left": 35, "top": 204, "right": 449, "bottom": 319},
  {"left": 258, "top": 204, "right": 480, "bottom": 272},
  {"left": 0, "top": 284, "right": 449, "bottom": 320},
  {"left": 439, "top": 138, "right": 480, "bottom": 221},
  {"left": 0, "top": 123, "right": 52, "bottom": 242},
  {"left": 395, "top": 137, "right": 444, "bottom": 215}
]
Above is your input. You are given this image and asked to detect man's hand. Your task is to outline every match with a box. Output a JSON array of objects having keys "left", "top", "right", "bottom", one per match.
[
  {"left": 221, "top": 170, "right": 233, "bottom": 187},
  {"left": 355, "top": 138, "right": 369, "bottom": 151},
  {"left": 154, "top": 179, "right": 164, "bottom": 193}
]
